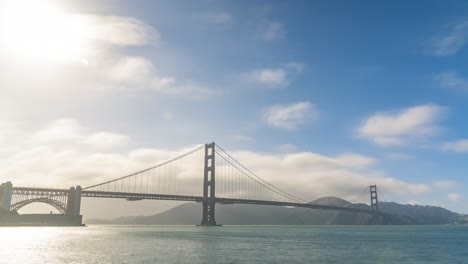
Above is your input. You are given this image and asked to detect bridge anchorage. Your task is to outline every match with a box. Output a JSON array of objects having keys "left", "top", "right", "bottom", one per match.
[
  {"left": 1, "top": 142, "right": 381, "bottom": 226},
  {"left": 0, "top": 182, "right": 84, "bottom": 225}
]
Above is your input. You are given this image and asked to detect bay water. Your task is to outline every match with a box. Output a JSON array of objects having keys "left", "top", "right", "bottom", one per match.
[{"left": 0, "top": 225, "right": 467, "bottom": 263}]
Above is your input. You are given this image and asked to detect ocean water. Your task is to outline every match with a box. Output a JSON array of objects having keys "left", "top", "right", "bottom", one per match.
[{"left": 0, "top": 225, "right": 467, "bottom": 264}]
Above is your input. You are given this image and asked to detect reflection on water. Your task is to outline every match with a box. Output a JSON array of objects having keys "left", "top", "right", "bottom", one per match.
[{"left": 0, "top": 225, "right": 467, "bottom": 264}]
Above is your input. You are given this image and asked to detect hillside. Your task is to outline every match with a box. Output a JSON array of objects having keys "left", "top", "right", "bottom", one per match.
[{"left": 86, "top": 197, "right": 467, "bottom": 225}]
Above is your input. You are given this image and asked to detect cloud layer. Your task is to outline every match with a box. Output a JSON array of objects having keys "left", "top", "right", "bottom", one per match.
[{"left": 224, "top": 149, "right": 432, "bottom": 200}]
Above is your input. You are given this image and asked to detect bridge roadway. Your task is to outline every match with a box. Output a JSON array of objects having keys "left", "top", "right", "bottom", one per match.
[{"left": 12, "top": 187, "right": 372, "bottom": 214}]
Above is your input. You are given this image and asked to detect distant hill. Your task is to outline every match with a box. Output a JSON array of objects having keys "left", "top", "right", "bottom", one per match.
[
  {"left": 85, "top": 197, "right": 468, "bottom": 225},
  {"left": 379, "top": 202, "right": 461, "bottom": 225}
]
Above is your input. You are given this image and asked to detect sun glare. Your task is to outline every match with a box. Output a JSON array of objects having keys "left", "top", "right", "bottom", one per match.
[{"left": 0, "top": 0, "right": 90, "bottom": 63}]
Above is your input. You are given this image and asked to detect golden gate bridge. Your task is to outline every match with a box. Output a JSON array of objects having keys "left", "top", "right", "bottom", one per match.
[{"left": 0, "top": 143, "right": 381, "bottom": 225}]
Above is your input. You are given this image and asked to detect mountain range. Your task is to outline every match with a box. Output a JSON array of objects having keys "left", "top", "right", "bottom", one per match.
[{"left": 85, "top": 197, "right": 468, "bottom": 225}]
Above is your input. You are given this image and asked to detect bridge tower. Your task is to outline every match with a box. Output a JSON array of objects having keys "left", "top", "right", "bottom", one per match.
[
  {"left": 200, "top": 142, "right": 218, "bottom": 226},
  {"left": 370, "top": 185, "right": 379, "bottom": 217},
  {"left": 0, "top": 182, "right": 13, "bottom": 212}
]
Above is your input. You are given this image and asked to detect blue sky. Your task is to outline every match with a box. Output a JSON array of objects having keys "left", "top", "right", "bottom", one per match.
[{"left": 1, "top": 0, "right": 468, "bottom": 217}]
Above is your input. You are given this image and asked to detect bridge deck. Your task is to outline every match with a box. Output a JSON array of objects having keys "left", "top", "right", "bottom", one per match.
[
  {"left": 215, "top": 197, "right": 372, "bottom": 214},
  {"left": 12, "top": 187, "right": 372, "bottom": 215},
  {"left": 82, "top": 190, "right": 203, "bottom": 202}
]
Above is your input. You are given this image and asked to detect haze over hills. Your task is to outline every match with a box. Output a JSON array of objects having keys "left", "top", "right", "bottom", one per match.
[{"left": 85, "top": 197, "right": 468, "bottom": 225}]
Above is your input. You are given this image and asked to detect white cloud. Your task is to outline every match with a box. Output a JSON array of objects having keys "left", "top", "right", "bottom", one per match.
[
  {"left": 106, "top": 56, "right": 155, "bottom": 84},
  {"left": 264, "top": 102, "right": 318, "bottom": 130},
  {"left": 248, "top": 63, "right": 305, "bottom": 88},
  {"left": 448, "top": 193, "right": 464, "bottom": 201},
  {"left": 32, "top": 118, "right": 130, "bottom": 150},
  {"left": 357, "top": 104, "right": 446, "bottom": 146},
  {"left": 441, "top": 139, "right": 468, "bottom": 153},
  {"left": 0, "top": 119, "right": 24, "bottom": 147},
  {"left": 262, "top": 21, "right": 285, "bottom": 41},
  {"left": 253, "top": 68, "right": 287, "bottom": 86},
  {"left": 434, "top": 180, "right": 458, "bottom": 190},
  {"left": 335, "top": 153, "right": 376, "bottom": 169},
  {"left": 436, "top": 71, "right": 468, "bottom": 91},
  {"left": 32, "top": 118, "right": 84, "bottom": 144},
  {"left": 93, "top": 56, "right": 216, "bottom": 98},
  {"left": 83, "top": 15, "right": 156, "bottom": 47},
  {"left": 84, "top": 132, "right": 130, "bottom": 150},
  {"left": 432, "top": 20, "right": 468, "bottom": 56}
]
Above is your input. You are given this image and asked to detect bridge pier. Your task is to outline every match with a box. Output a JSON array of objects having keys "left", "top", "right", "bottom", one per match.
[
  {"left": 66, "top": 187, "right": 76, "bottom": 215},
  {"left": 74, "top": 186, "right": 82, "bottom": 216},
  {"left": 200, "top": 142, "right": 218, "bottom": 226},
  {"left": 0, "top": 182, "right": 13, "bottom": 212},
  {"left": 65, "top": 186, "right": 82, "bottom": 216}
]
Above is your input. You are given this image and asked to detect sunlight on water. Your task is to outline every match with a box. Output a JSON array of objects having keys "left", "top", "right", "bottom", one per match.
[
  {"left": 1, "top": 225, "right": 468, "bottom": 264},
  {"left": 0, "top": 227, "right": 89, "bottom": 263}
]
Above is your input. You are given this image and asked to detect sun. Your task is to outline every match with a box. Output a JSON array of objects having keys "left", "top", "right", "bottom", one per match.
[{"left": 0, "top": 0, "right": 90, "bottom": 64}]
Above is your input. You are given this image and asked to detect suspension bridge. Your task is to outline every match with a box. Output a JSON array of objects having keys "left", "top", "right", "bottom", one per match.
[{"left": 0, "top": 143, "right": 382, "bottom": 226}]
